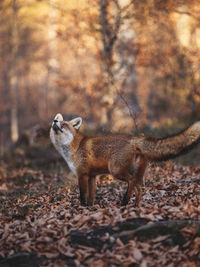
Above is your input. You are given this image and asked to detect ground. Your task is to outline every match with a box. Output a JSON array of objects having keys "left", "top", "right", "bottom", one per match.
[{"left": 0, "top": 153, "right": 199, "bottom": 266}]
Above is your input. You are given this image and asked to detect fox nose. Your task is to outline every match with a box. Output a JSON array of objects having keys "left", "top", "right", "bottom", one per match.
[{"left": 53, "top": 119, "right": 58, "bottom": 123}]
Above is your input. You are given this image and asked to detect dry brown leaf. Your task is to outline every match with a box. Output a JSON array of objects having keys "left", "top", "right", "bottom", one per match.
[
  {"left": 122, "top": 257, "right": 136, "bottom": 265},
  {"left": 115, "top": 238, "right": 124, "bottom": 247},
  {"left": 168, "top": 245, "right": 179, "bottom": 253},
  {"left": 85, "top": 259, "right": 105, "bottom": 267},
  {"left": 140, "top": 260, "right": 148, "bottom": 267},
  {"left": 132, "top": 247, "right": 143, "bottom": 261},
  {"left": 41, "top": 252, "right": 60, "bottom": 258},
  {"left": 91, "top": 212, "right": 103, "bottom": 220},
  {"left": 152, "top": 235, "right": 170, "bottom": 243},
  {"left": 37, "top": 236, "right": 53, "bottom": 242},
  {"left": 20, "top": 241, "right": 32, "bottom": 252}
]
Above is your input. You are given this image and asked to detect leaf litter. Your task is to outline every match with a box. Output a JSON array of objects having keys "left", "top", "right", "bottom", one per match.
[{"left": 0, "top": 161, "right": 199, "bottom": 266}]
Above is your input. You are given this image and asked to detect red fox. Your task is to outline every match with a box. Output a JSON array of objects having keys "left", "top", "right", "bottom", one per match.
[{"left": 50, "top": 113, "right": 200, "bottom": 206}]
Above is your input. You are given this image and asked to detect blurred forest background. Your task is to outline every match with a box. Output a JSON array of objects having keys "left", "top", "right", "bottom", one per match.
[{"left": 1, "top": 0, "right": 200, "bottom": 156}]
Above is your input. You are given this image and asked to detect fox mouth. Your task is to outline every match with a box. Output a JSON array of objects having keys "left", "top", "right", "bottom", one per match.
[{"left": 52, "top": 123, "right": 63, "bottom": 134}]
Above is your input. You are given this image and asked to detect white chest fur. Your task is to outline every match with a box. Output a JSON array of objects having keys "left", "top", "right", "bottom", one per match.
[
  {"left": 50, "top": 128, "right": 77, "bottom": 175},
  {"left": 60, "top": 145, "right": 77, "bottom": 175}
]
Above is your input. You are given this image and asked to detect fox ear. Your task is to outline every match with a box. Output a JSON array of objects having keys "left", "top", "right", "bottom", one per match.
[
  {"left": 54, "top": 113, "right": 63, "bottom": 121},
  {"left": 70, "top": 117, "right": 82, "bottom": 130}
]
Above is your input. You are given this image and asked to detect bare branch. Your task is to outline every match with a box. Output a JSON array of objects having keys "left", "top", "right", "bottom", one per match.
[{"left": 116, "top": 88, "right": 140, "bottom": 135}]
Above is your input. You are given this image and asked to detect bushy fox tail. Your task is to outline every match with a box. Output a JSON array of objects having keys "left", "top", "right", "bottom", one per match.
[{"left": 132, "top": 121, "right": 200, "bottom": 161}]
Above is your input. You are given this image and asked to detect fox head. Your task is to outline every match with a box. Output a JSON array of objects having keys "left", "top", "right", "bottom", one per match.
[{"left": 50, "top": 113, "right": 82, "bottom": 146}]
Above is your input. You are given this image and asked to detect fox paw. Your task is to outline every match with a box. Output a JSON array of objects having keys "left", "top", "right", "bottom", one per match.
[
  {"left": 121, "top": 198, "right": 129, "bottom": 206},
  {"left": 80, "top": 201, "right": 87, "bottom": 206}
]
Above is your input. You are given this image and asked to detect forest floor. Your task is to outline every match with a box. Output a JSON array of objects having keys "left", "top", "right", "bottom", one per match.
[{"left": 0, "top": 148, "right": 199, "bottom": 267}]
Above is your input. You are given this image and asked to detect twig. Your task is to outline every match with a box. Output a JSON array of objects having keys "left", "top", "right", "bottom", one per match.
[{"left": 116, "top": 88, "right": 140, "bottom": 135}]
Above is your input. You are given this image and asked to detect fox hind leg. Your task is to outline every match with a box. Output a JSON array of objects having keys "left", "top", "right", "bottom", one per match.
[
  {"left": 133, "top": 156, "right": 147, "bottom": 206},
  {"left": 122, "top": 156, "right": 147, "bottom": 206},
  {"left": 135, "top": 183, "right": 142, "bottom": 206},
  {"left": 121, "top": 179, "right": 136, "bottom": 206}
]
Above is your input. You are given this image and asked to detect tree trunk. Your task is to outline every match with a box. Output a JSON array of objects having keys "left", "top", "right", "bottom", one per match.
[
  {"left": 43, "top": 0, "right": 58, "bottom": 119},
  {"left": 99, "top": 0, "right": 118, "bottom": 127},
  {"left": 10, "top": 0, "right": 19, "bottom": 143}
]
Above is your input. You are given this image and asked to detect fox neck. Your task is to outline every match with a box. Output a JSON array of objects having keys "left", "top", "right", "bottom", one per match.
[{"left": 69, "top": 131, "right": 85, "bottom": 153}]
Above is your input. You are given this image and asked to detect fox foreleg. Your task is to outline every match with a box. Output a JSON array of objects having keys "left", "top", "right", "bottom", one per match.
[
  {"left": 78, "top": 175, "right": 89, "bottom": 206},
  {"left": 88, "top": 176, "right": 96, "bottom": 206}
]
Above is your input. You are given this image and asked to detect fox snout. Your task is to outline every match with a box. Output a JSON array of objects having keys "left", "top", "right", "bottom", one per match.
[
  {"left": 52, "top": 123, "right": 63, "bottom": 134},
  {"left": 52, "top": 114, "right": 64, "bottom": 134}
]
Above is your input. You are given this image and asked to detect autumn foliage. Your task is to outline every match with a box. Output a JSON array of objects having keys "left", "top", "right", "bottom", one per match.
[{"left": 1, "top": 0, "right": 200, "bottom": 147}]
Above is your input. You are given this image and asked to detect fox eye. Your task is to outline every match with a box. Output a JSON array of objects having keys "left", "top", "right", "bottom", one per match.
[{"left": 62, "top": 123, "right": 69, "bottom": 128}]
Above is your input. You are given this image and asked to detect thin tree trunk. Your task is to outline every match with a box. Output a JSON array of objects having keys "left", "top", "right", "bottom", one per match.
[
  {"left": 44, "top": 0, "right": 58, "bottom": 118},
  {"left": 99, "top": 0, "right": 120, "bottom": 127},
  {"left": 10, "top": 0, "right": 19, "bottom": 143},
  {"left": 0, "top": 132, "right": 4, "bottom": 160}
]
